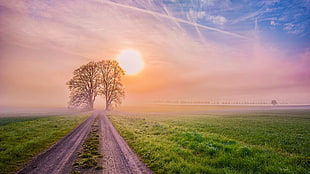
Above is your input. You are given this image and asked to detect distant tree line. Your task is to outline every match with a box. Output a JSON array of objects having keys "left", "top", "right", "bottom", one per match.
[
  {"left": 154, "top": 100, "right": 285, "bottom": 105},
  {"left": 67, "top": 60, "right": 125, "bottom": 110}
]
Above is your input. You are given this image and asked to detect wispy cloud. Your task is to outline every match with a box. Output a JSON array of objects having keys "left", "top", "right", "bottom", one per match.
[
  {"left": 206, "top": 15, "right": 227, "bottom": 25},
  {"left": 0, "top": 0, "right": 309, "bottom": 106},
  {"left": 186, "top": 8, "right": 206, "bottom": 22},
  {"left": 97, "top": 0, "right": 248, "bottom": 39},
  {"left": 284, "top": 23, "right": 305, "bottom": 34},
  {"left": 231, "top": 9, "right": 265, "bottom": 24}
]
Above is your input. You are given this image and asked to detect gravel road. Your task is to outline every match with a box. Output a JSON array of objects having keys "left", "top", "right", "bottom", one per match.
[
  {"left": 99, "top": 111, "right": 152, "bottom": 174},
  {"left": 17, "top": 111, "right": 152, "bottom": 174},
  {"left": 17, "top": 112, "right": 96, "bottom": 174}
]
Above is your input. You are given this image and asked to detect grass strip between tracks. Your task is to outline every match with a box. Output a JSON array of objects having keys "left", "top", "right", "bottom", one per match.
[{"left": 71, "top": 114, "right": 103, "bottom": 174}]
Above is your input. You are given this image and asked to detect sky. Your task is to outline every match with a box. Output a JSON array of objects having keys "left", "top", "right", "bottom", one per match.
[{"left": 0, "top": 0, "right": 309, "bottom": 108}]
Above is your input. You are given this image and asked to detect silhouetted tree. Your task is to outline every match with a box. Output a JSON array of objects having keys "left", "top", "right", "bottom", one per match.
[
  {"left": 97, "top": 60, "right": 125, "bottom": 110},
  {"left": 67, "top": 61, "right": 100, "bottom": 110},
  {"left": 271, "top": 99, "right": 277, "bottom": 106}
]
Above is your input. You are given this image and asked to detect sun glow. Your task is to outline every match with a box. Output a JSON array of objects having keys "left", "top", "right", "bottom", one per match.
[{"left": 117, "top": 49, "right": 144, "bottom": 75}]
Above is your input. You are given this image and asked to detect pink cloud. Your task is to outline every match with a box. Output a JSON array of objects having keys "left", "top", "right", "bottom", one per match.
[{"left": 0, "top": 0, "right": 309, "bottom": 107}]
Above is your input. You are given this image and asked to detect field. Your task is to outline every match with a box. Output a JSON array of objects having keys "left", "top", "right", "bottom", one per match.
[
  {"left": 0, "top": 112, "right": 89, "bottom": 174},
  {"left": 110, "top": 105, "right": 310, "bottom": 173}
]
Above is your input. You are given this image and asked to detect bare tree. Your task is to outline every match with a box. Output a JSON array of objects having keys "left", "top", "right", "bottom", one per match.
[
  {"left": 271, "top": 99, "right": 277, "bottom": 106},
  {"left": 67, "top": 61, "right": 100, "bottom": 110},
  {"left": 97, "top": 60, "right": 125, "bottom": 110}
]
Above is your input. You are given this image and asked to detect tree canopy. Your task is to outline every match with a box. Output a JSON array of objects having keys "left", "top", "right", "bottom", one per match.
[
  {"left": 97, "top": 60, "right": 125, "bottom": 110},
  {"left": 67, "top": 60, "right": 125, "bottom": 110}
]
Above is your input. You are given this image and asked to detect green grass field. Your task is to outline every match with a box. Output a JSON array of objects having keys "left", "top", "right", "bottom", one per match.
[
  {"left": 110, "top": 106, "right": 310, "bottom": 173},
  {"left": 0, "top": 117, "right": 43, "bottom": 126},
  {"left": 0, "top": 113, "right": 90, "bottom": 174}
]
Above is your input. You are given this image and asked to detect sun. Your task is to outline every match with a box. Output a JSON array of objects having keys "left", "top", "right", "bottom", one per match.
[{"left": 116, "top": 49, "right": 144, "bottom": 75}]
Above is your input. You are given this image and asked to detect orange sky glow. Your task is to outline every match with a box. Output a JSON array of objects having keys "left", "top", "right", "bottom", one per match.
[{"left": 0, "top": 0, "right": 309, "bottom": 108}]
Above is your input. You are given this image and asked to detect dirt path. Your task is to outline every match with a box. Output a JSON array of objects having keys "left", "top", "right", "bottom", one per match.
[
  {"left": 17, "top": 111, "right": 151, "bottom": 174},
  {"left": 99, "top": 111, "right": 152, "bottom": 174},
  {"left": 17, "top": 112, "right": 97, "bottom": 174}
]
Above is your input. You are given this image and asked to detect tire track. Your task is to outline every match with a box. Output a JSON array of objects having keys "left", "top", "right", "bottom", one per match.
[
  {"left": 99, "top": 111, "right": 152, "bottom": 174},
  {"left": 17, "top": 112, "right": 97, "bottom": 174}
]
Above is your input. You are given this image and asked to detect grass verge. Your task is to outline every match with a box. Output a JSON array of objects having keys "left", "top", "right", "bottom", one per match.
[
  {"left": 0, "top": 113, "right": 90, "bottom": 174},
  {"left": 72, "top": 114, "right": 103, "bottom": 174},
  {"left": 109, "top": 109, "right": 309, "bottom": 173},
  {"left": 0, "top": 117, "right": 43, "bottom": 127}
]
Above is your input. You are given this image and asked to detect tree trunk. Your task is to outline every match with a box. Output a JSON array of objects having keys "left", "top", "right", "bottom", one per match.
[
  {"left": 105, "top": 99, "right": 110, "bottom": 110},
  {"left": 89, "top": 102, "right": 94, "bottom": 110},
  {"left": 89, "top": 95, "right": 94, "bottom": 110}
]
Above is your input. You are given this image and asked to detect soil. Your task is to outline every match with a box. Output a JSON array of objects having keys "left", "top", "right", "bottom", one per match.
[
  {"left": 99, "top": 111, "right": 152, "bottom": 174},
  {"left": 17, "top": 111, "right": 152, "bottom": 174},
  {"left": 17, "top": 112, "right": 96, "bottom": 174}
]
